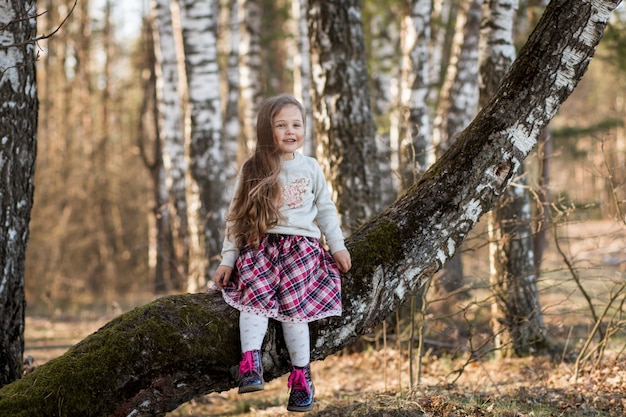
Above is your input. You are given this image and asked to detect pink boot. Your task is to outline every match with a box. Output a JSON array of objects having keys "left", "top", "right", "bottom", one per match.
[
  {"left": 287, "top": 364, "right": 315, "bottom": 412},
  {"left": 238, "top": 350, "right": 264, "bottom": 393}
]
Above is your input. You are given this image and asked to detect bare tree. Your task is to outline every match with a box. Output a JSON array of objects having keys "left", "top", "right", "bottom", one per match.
[
  {"left": 393, "top": 0, "right": 432, "bottom": 191},
  {"left": 479, "top": 0, "right": 548, "bottom": 357},
  {"left": 151, "top": 0, "right": 189, "bottom": 291},
  {"left": 136, "top": 16, "right": 178, "bottom": 294},
  {"left": 431, "top": 0, "right": 483, "bottom": 296},
  {"left": 289, "top": 0, "right": 315, "bottom": 156},
  {"left": 238, "top": 0, "right": 263, "bottom": 153},
  {"left": 308, "top": 0, "right": 382, "bottom": 233},
  {"left": 0, "top": 1, "right": 618, "bottom": 412},
  {"left": 222, "top": 0, "right": 241, "bottom": 162},
  {"left": 177, "top": 0, "right": 227, "bottom": 288},
  {"left": 0, "top": 0, "right": 37, "bottom": 386}
]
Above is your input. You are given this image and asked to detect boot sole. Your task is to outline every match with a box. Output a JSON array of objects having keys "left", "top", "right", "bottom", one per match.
[
  {"left": 286, "top": 401, "right": 314, "bottom": 413},
  {"left": 238, "top": 383, "right": 265, "bottom": 394}
]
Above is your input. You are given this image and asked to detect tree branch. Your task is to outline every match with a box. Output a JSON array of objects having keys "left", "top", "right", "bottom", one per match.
[{"left": 0, "top": 0, "right": 77, "bottom": 51}]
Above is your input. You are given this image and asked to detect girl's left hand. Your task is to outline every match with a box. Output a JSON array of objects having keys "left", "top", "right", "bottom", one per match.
[{"left": 333, "top": 250, "right": 352, "bottom": 273}]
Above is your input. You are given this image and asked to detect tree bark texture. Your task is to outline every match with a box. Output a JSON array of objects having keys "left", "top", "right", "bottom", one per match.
[
  {"left": 431, "top": 0, "right": 483, "bottom": 296},
  {"left": 177, "top": 0, "right": 227, "bottom": 285},
  {"left": 308, "top": 0, "right": 382, "bottom": 233},
  {"left": 0, "top": 0, "right": 620, "bottom": 414},
  {"left": 396, "top": 0, "right": 432, "bottom": 190},
  {"left": 151, "top": 0, "right": 190, "bottom": 290},
  {"left": 479, "top": 0, "right": 548, "bottom": 357},
  {"left": 0, "top": 0, "right": 37, "bottom": 387},
  {"left": 238, "top": 0, "right": 263, "bottom": 153},
  {"left": 431, "top": 0, "right": 482, "bottom": 162}
]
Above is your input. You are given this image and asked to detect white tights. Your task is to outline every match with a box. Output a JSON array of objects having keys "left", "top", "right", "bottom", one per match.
[{"left": 239, "top": 311, "right": 310, "bottom": 367}]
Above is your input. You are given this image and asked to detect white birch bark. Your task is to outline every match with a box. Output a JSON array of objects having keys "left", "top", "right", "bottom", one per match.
[
  {"left": 0, "top": 0, "right": 37, "bottom": 386},
  {"left": 430, "top": 0, "right": 482, "bottom": 164},
  {"left": 238, "top": 0, "right": 263, "bottom": 153},
  {"left": 308, "top": 0, "right": 382, "bottom": 233},
  {"left": 177, "top": 0, "right": 227, "bottom": 288},
  {"left": 291, "top": 0, "right": 315, "bottom": 156},
  {"left": 480, "top": 0, "right": 547, "bottom": 357},
  {"left": 222, "top": 0, "right": 241, "bottom": 164},
  {"left": 429, "top": 0, "right": 483, "bottom": 295},
  {"left": 428, "top": 0, "right": 453, "bottom": 106},
  {"left": 393, "top": 0, "right": 432, "bottom": 192},
  {"left": 151, "top": 0, "right": 189, "bottom": 290}
]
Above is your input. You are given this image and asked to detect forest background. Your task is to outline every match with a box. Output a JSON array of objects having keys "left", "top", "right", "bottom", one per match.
[{"left": 13, "top": 0, "right": 626, "bottom": 415}]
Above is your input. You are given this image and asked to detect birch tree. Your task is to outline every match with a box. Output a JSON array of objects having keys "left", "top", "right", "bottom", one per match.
[
  {"left": 177, "top": 0, "right": 228, "bottom": 289},
  {"left": 222, "top": 0, "right": 241, "bottom": 158},
  {"left": 0, "top": 0, "right": 621, "bottom": 414},
  {"left": 0, "top": 0, "right": 37, "bottom": 386},
  {"left": 290, "top": 0, "right": 315, "bottom": 156},
  {"left": 238, "top": 0, "right": 263, "bottom": 153},
  {"left": 479, "top": 0, "right": 547, "bottom": 356},
  {"left": 151, "top": 0, "right": 189, "bottom": 291},
  {"left": 431, "top": 0, "right": 482, "bottom": 295},
  {"left": 136, "top": 16, "right": 178, "bottom": 294},
  {"left": 308, "top": 0, "right": 382, "bottom": 233},
  {"left": 393, "top": 0, "right": 432, "bottom": 192},
  {"left": 431, "top": 0, "right": 482, "bottom": 162}
]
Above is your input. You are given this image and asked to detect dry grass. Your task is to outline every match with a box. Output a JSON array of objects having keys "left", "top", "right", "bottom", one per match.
[{"left": 165, "top": 347, "right": 626, "bottom": 416}]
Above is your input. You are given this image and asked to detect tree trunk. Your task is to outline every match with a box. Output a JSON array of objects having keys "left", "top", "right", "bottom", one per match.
[
  {"left": 0, "top": 0, "right": 38, "bottom": 387},
  {"left": 177, "top": 0, "right": 226, "bottom": 288},
  {"left": 151, "top": 0, "right": 189, "bottom": 291},
  {"left": 394, "top": 0, "right": 432, "bottom": 191},
  {"left": 479, "top": 0, "right": 548, "bottom": 357},
  {"left": 431, "top": 0, "right": 483, "bottom": 296},
  {"left": 238, "top": 0, "right": 263, "bottom": 154},
  {"left": 290, "top": 0, "right": 315, "bottom": 156},
  {"left": 0, "top": 0, "right": 620, "bottom": 414},
  {"left": 430, "top": 0, "right": 481, "bottom": 162},
  {"left": 308, "top": 0, "right": 382, "bottom": 233},
  {"left": 136, "top": 18, "right": 177, "bottom": 295}
]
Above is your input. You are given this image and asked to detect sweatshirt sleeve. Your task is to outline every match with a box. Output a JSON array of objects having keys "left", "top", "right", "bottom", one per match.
[
  {"left": 312, "top": 160, "right": 347, "bottom": 254},
  {"left": 219, "top": 175, "right": 241, "bottom": 268}
]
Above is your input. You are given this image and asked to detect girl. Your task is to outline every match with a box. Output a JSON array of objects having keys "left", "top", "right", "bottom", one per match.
[{"left": 213, "top": 94, "right": 351, "bottom": 412}]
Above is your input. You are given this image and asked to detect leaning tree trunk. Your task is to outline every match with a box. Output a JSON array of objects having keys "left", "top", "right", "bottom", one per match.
[
  {"left": 308, "top": 0, "right": 382, "bottom": 233},
  {"left": 0, "top": 0, "right": 37, "bottom": 388},
  {"left": 0, "top": 0, "right": 620, "bottom": 415}
]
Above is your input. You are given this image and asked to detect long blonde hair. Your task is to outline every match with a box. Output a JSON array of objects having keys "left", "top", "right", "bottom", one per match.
[{"left": 227, "top": 94, "right": 306, "bottom": 249}]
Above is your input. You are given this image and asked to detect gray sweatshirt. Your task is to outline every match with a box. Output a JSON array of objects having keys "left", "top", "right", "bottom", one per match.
[{"left": 220, "top": 152, "right": 347, "bottom": 268}]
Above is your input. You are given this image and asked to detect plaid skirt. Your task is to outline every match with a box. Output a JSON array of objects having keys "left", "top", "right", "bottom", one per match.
[{"left": 222, "top": 234, "right": 342, "bottom": 323}]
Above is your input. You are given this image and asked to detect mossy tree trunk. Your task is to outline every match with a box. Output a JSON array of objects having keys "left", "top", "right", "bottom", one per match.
[{"left": 0, "top": 0, "right": 621, "bottom": 415}]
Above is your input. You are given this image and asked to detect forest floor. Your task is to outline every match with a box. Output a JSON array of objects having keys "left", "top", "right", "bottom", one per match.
[{"left": 23, "top": 220, "right": 626, "bottom": 416}]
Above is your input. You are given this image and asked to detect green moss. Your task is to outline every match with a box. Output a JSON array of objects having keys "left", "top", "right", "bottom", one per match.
[
  {"left": 349, "top": 219, "right": 404, "bottom": 279},
  {"left": 0, "top": 294, "right": 240, "bottom": 417}
]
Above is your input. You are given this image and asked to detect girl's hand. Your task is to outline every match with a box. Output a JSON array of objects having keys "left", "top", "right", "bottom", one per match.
[
  {"left": 213, "top": 265, "right": 233, "bottom": 289},
  {"left": 333, "top": 250, "right": 352, "bottom": 273}
]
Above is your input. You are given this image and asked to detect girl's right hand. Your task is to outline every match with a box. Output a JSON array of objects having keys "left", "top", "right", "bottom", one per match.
[{"left": 213, "top": 265, "right": 233, "bottom": 289}]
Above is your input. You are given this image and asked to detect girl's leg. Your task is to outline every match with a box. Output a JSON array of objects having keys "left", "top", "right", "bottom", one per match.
[
  {"left": 281, "top": 322, "right": 310, "bottom": 367},
  {"left": 239, "top": 311, "right": 269, "bottom": 352},
  {"left": 238, "top": 312, "right": 269, "bottom": 393},
  {"left": 282, "top": 322, "right": 315, "bottom": 412}
]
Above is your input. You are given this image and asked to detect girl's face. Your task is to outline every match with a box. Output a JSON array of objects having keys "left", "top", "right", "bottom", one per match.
[{"left": 272, "top": 104, "right": 305, "bottom": 160}]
